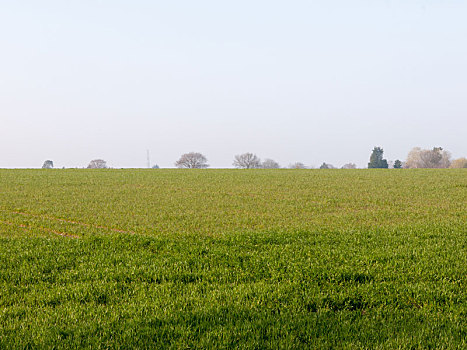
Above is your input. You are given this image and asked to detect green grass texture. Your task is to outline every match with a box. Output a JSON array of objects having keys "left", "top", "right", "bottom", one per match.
[{"left": 0, "top": 169, "right": 466, "bottom": 349}]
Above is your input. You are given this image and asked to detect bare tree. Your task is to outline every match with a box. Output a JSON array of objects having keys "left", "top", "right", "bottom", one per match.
[
  {"left": 405, "top": 147, "right": 451, "bottom": 168},
  {"left": 233, "top": 153, "right": 261, "bottom": 169},
  {"left": 261, "top": 158, "right": 280, "bottom": 169},
  {"left": 42, "top": 160, "right": 54, "bottom": 169},
  {"left": 87, "top": 159, "right": 108, "bottom": 169},
  {"left": 289, "top": 162, "right": 307, "bottom": 169},
  {"left": 175, "top": 152, "right": 209, "bottom": 168},
  {"left": 341, "top": 163, "right": 356, "bottom": 169},
  {"left": 450, "top": 157, "right": 467, "bottom": 168},
  {"left": 405, "top": 148, "right": 423, "bottom": 168}
]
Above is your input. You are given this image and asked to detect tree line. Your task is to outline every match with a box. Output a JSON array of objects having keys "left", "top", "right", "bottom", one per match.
[
  {"left": 367, "top": 146, "right": 466, "bottom": 169},
  {"left": 41, "top": 147, "right": 467, "bottom": 169},
  {"left": 171, "top": 147, "right": 466, "bottom": 169}
]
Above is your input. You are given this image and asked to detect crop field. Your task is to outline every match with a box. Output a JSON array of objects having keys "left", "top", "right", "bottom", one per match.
[{"left": 0, "top": 169, "right": 465, "bottom": 349}]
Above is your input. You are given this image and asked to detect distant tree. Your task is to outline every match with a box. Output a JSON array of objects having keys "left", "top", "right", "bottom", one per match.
[
  {"left": 368, "top": 147, "right": 388, "bottom": 168},
  {"left": 152, "top": 164, "right": 160, "bottom": 169},
  {"left": 289, "top": 162, "right": 307, "bottom": 169},
  {"left": 87, "top": 159, "right": 107, "bottom": 169},
  {"left": 42, "top": 160, "right": 54, "bottom": 169},
  {"left": 261, "top": 158, "right": 280, "bottom": 169},
  {"left": 175, "top": 152, "right": 209, "bottom": 169},
  {"left": 405, "top": 147, "right": 451, "bottom": 168},
  {"left": 449, "top": 157, "right": 467, "bottom": 169},
  {"left": 341, "top": 163, "right": 356, "bottom": 169},
  {"left": 393, "top": 159, "right": 403, "bottom": 169},
  {"left": 233, "top": 153, "right": 261, "bottom": 169},
  {"left": 319, "top": 162, "right": 335, "bottom": 169}
]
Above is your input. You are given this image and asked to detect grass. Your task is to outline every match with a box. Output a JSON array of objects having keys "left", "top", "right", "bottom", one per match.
[{"left": 0, "top": 169, "right": 466, "bottom": 349}]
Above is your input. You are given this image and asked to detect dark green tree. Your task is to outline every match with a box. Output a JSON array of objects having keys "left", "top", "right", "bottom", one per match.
[
  {"left": 368, "top": 147, "right": 388, "bottom": 168},
  {"left": 42, "top": 160, "right": 54, "bottom": 169},
  {"left": 394, "top": 159, "right": 402, "bottom": 169},
  {"left": 319, "top": 162, "right": 334, "bottom": 169}
]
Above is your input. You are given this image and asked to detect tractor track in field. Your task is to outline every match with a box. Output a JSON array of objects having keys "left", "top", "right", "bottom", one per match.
[
  {"left": 0, "top": 209, "right": 136, "bottom": 237},
  {"left": 0, "top": 219, "right": 79, "bottom": 238}
]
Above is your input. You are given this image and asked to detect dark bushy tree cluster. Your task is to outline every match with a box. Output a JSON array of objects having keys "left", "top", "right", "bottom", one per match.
[
  {"left": 368, "top": 147, "right": 388, "bottom": 169},
  {"left": 42, "top": 160, "right": 54, "bottom": 169}
]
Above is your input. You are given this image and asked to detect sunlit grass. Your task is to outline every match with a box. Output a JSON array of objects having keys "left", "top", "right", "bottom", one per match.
[{"left": 0, "top": 169, "right": 466, "bottom": 348}]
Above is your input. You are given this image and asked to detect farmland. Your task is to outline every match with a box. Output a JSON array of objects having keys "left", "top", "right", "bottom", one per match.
[{"left": 0, "top": 169, "right": 466, "bottom": 349}]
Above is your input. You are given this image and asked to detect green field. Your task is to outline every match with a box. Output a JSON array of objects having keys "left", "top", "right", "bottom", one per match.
[{"left": 0, "top": 169, "right": 465, "bottom": 349}]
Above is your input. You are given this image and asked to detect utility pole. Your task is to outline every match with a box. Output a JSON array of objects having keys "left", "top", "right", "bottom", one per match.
[{"left": 147, "top": 149, "right": 150, "bottom": 168}]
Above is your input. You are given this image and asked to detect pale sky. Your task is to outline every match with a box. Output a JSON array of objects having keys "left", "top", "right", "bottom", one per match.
[{"left": 1, "top": 0, "right": 466, "bottom": 168}]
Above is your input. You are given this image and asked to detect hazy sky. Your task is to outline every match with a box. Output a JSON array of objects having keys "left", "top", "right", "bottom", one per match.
[{"left": 1, "top": 0, "right": 466, "bottom": 168}]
